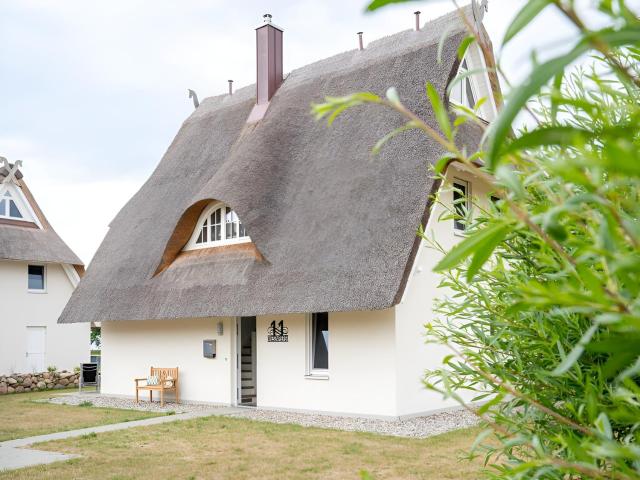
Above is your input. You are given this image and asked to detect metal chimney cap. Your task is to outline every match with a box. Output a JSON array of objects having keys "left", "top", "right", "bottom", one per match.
[
  {"left": 256, "top": 13, "right": 283, "bottom": 31},
  {"left": 414, "top": 10, "right": 421, "bottom": 14}
]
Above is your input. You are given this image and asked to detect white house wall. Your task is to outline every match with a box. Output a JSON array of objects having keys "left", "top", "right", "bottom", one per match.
[
  {"left": 257, "top": 310, "right": 397, "bottom": 417},
  {"left": 0, "top": 260, "right": 89, "bottom": 374},
  {"left": 100, "top": 317, "right": 234, "bottom": 404},
  {"left": 394, "top": 164, "right": 492, "bottom": 416},
  {"left": 101, "top": 310, "right": 397, "bottom": 416}
]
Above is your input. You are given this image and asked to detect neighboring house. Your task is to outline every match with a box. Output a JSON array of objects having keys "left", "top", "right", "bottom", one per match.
[
  {"left": 0, "top": 161, "right": 88, "bottom": 374},
  {"left": 60, "top": 7, "right": 500, "bottom": 418}
]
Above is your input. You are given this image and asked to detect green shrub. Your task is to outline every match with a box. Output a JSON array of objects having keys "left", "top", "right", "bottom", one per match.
[{"left": 314, "top": 1, "right": 640, "bottom": 478}]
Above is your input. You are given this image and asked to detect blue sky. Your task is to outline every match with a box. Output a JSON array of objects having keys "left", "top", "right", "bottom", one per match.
[{"left": 0, "top": 0, "right": 627, "bottom": 263}]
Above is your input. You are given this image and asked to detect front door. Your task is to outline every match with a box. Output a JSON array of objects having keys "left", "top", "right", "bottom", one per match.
[
  {"left": 237, "top": 317, "right": 257, "bottom": 406},
  {"left": 26, "top": 326, "right": 46, "bottom": 372}
]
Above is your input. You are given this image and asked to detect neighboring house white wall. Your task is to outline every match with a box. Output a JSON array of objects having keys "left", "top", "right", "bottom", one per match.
[
  {"left": 0, "top": 260, "right": 89, "bottom": 374},
  {"left": 100, "top": 317, "right": 234, "bottom": 404},
  {"left": 257, "top": 310, "right": 397, "bottom": 417},
  {"left": 394, "top": 164, "right": 493, "bottom": 416}
]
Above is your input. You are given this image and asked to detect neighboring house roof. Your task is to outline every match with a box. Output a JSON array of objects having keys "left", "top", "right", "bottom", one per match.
[
  {"left": 0, "top": 167, "right": 83, "bottom": 266},
  {"left": 60, "top": 8, "right": 490, "bottom": 324}
]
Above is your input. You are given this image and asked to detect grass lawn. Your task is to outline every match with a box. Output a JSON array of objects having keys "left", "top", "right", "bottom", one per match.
[
  {"left": 0, "top": 389, "right": 163, "bottom": 442},
  {"left": 1, "top": 415, "right": 486, "bottom": 479}
]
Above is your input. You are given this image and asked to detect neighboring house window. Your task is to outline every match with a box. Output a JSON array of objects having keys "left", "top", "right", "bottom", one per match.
[
  {"left": 185, "top": 202, "right": 250, "bottom": 250},
  {"left": 28, "top": 265, "right": 46, "bottom": 291},
  {"left": 450, "top": 59, "right": 477, "bottom": 110},
  {"left": 0, "top": 190, "right": 24, "bottom": 219},
  {"left": 453, "top": 179, "right": 470, "bottom": 232},
  {"left": 310, "top": 312, "right": 329, "bottom": 371}
]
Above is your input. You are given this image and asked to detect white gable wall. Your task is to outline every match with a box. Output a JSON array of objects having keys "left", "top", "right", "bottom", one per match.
[
  {"left": 394, "top": 163, "right": 493, "bottom": 416},
  {"left": 0, "top": 260, "right": 89, "bottom": 374}
]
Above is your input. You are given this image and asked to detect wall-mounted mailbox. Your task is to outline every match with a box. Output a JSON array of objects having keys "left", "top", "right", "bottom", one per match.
[{"left": 203, "top": 339, "right": 216, "bottom": 358}]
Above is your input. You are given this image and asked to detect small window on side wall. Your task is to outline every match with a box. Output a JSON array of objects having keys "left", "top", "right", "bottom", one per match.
[
  {"left": 311, "top": 312, "right": 329, "bottom": 371},
  {"left": 28, "top": 265, "right": 45, "bottom": 291},
  {"left": 453, "top": 179, "right": 470, "bottom": 232}
]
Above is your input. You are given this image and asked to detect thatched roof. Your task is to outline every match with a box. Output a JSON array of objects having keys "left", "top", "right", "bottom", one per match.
[
  {"left": 60, "top": 8, "right": 487, "bottom": 323},
  {"left": 0, "top": 168, "right": 83, "bottom": 266}
]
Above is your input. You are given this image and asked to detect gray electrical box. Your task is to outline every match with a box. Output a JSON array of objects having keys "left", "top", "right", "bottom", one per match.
[{"left": 203, "top": 339, "right": 216, "bottom": 358}]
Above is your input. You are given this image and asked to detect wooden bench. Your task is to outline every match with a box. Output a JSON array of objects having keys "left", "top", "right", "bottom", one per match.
[{"left": 134, "top": 367, "right": 179, "bottom": 407}]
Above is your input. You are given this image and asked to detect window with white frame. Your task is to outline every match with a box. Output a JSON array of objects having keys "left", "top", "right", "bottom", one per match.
[
  {"left": 28, "top": 265, "right": 46, "bottom": 292},
  {"left": 184, "top": 202, "right": 250, "bottom": 250},
  {"left": 453, "top": 179, "right": 470, "bottom": 232},
  {"left": 448, "top": 43, "right": 498, "bottom": 122},
  {"left": 0, "top": 190, "right": 25, "bottom": 220},
  {"left": 450, "top": 58, "right": 477, "bottom": 110},
  {"left": 309, "top": 312, "right": 329, "bottom": 372}
]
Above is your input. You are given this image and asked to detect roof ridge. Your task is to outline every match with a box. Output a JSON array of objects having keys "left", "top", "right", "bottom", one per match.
[{"left": 196, "top": 6, "right": 472, "bottom": 112}]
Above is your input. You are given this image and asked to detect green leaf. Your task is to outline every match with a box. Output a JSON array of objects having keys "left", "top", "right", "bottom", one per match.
[
  {"left": 365, "top": 0, "right": 420, "bottom": 11},
  {"left": 495, "top": 165, "right": 525, "bottom": 200},
  {"left": 503, "top": 0, "right": 551, "bottom": 44},
  {"left": 487, "top": 26, "right": 640, "bottom": 170},
  {"left": 426, "top": 82, "right": 452, "bottom": 141},
  {"left": 457, "top": 36, "right": 475, "bottom": 61},
  {"left": 371, "top": 121, "right": 419, "bottom": 155},
  {"left": 595, "top": 412, "right": 613, "bottom": 440},
  {"left": 503, "top": 126, "right": 593, "bottom": 155},
  {"left": 434, "top": 153, "right": 458, "bottom": 175},
  {"left": 552, "top": 324, "right": 598, "bottom": 376},
  {"left": 466, "top": 224, "right": 510, "bottom": 282},
  {"left": 434, "top": 222, "right": 510, "bottom": 273}
]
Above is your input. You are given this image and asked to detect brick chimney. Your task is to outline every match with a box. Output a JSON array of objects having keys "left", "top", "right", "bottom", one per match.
[{"left": 248, "top": 14, "right": 283, "bottom": 123}]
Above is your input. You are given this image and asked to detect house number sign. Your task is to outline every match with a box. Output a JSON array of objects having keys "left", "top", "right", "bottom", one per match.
[{"left": 267, "top": 320, "right": 288, "bottom": 342}]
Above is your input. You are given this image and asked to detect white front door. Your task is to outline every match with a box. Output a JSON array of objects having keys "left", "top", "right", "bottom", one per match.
[{"left": 26, "top": 326, "right": 46, "bottom": 372}]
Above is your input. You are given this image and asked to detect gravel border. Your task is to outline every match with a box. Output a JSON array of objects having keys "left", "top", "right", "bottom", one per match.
[
  {"left": 46, "top": 393, "right": 224, "bottom": 414},
  {"left": 46, "top": 393, "right": 478, "bottom": 437},
  {"left": 228, "top": 407, "right": 479, "bottom": 438}
]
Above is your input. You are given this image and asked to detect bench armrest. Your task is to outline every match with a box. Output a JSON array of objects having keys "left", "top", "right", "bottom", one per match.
[{"left": 134, "top": 378, "right": 147, "bottom": 386}]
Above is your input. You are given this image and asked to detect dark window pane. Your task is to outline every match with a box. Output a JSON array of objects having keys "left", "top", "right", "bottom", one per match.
[
  {"left": 312, "top": 312, "right": 329, "bottom": 370},
  {"left": 9, "top": 201, "right": 22, "bottom": 218},
  {"left": 453, "top": 182, "right": 468, "bottom": 231},
  {"left": 465, "top": 78, "right": 476, "bottom": 107},
  {"left": 239, "top": 223, "right": 246, "bottom": 237},
  {"left": 28, "top": 265, "right": 45, "bottom": 290},
  {"left": 196, "top": 230, "right": 203, "bottom": 244},
  {"left": 202, "top": 224, "right": 208, "bottom": 243},
  {"left": 213, "top": 224, "right": 221, "bottom": 241},
  {"left": 0, "top": 199, "right": 5, "bottom": 215}
]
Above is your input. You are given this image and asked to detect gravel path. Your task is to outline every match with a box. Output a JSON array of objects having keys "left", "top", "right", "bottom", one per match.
[
  {"left": 229, "top": 407, "right": 479, "bottom": 438},
  {"left": 47, "top": 393, "right": 224, "bottom": 414},
  {"left": 47, "top": 393, "right": 478, "bottom": 438}
]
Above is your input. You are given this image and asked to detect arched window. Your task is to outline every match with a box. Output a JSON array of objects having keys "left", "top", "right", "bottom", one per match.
[{"left": 185, "top": 202, "right": 250, "bottom": 250}]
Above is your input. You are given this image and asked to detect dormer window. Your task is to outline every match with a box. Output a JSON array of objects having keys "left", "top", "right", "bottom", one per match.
[
  {"left": 450, "top": 59, "right": 476, "bottom": 110},
  {"left": 185, "top": 202, "right": 250, "bottom": 250},
  {"left": 0, "top": 188, "right": 29, "bottom": 221},
  {"left": 448, "top": 43, "right": 498, "bottom": 122}
]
